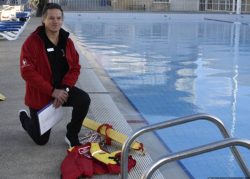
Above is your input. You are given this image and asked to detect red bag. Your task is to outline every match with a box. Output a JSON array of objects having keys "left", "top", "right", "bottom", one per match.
[
  {"left": 61, "top": 144, "right": 93, "bottom": 179},
  {"left": 104, "top": 152, "right": 136, "bottom": 174},
  {"left": 61, "top": 143, "right": 136, "bottom": 178}
]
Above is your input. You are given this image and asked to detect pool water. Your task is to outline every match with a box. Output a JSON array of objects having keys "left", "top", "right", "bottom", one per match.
[{"left": 64, "top": 13, "right": 250, "bottom": 178}]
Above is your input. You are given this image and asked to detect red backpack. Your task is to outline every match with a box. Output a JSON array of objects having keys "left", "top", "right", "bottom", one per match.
[{"left": 61, "top": 143, "right": 136, "bottom": 178}]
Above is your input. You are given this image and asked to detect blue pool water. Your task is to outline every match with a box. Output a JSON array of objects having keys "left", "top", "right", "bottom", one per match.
[{"left": 64, "top": 13, "right": 250, "bottom": 178}]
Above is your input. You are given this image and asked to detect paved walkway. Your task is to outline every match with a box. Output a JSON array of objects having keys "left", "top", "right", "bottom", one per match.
[{"left": 0, "top": 17, "right": 189, "bottom": 179}]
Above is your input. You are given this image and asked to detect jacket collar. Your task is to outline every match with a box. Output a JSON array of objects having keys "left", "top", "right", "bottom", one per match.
[{"left": 34, "top": 25, "right": 70, "bottom": 45}]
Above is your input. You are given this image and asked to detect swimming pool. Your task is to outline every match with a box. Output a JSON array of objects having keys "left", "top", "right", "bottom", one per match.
[{"left": 64, "top": 13, "right": 250, "bottom": 178}]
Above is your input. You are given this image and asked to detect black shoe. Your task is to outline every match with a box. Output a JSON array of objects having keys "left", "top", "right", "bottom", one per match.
[
  {"left": 65, "top": 134, "right": 81, "bottom": 147},
  {"left": 19, "top": 109, "right": 28, "bottom": 131}
]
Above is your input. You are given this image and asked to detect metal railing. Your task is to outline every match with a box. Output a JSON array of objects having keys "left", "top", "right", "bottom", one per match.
[
  {"left": 120, "top": 113, "right": 250, "bottom": 178},
  {"left": 142, "top": 138, "right": 250, "bottom": 179}
]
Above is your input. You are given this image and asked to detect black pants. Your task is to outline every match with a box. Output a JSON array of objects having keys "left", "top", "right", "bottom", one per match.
[{"left": 23, "top": 87, "right": 91, "bottom": 145}]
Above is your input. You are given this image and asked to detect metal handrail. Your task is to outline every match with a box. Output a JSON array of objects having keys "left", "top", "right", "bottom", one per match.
[
  {"left": 121, "top": 113, "right": 250, "bottom": 178},
  {"left": 142, "top": 138, "right": 250, "bottom": 179}
]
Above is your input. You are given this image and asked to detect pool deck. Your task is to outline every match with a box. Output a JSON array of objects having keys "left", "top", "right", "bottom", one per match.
[{"left": 0, "top": 17, "right": 190, "bottom": 179}]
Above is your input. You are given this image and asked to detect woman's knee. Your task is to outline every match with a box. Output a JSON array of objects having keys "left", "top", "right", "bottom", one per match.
[
  {"left": 34, "top": 138, "right": 49, "bottom": 145},
  {"left": 77, "top": 91, "right": 91, "bottom": 107},
  {"left": 32, "top": 130, "right": 50, "bottom": 145},
  {"left": 68, "top": 87, "right": 91, "bottom": 107},
  {"left": 84, "top": 92, "right": 91, "bottom": 106}
]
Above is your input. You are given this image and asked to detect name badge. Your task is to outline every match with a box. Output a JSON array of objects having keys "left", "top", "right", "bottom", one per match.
[{"left": 47, "top": 48, "right": 54, "bottom": 52}]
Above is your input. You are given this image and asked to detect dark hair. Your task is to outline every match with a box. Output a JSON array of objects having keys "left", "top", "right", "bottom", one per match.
[{"left": 42, "top": 3, "right": 64, "bottom": 18}]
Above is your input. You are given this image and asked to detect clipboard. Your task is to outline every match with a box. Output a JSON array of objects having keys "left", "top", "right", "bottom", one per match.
[{"left": 38, "top": 102, "right": 63, "bottom": 135}]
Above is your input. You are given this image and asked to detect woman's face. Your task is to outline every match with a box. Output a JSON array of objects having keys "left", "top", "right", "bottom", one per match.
[{"left": 42, "top": 9, "right": 63, "bottom": 34}]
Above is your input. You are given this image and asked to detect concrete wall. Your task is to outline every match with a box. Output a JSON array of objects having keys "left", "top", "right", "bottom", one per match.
[
  {"left": 150, "top": 1, "right": 170, "bottom": 12},
  {"left": 170, "top": 0, "right": 199, "bottom": 11},
  {"left": 112, "top": 0, "right": 148, "bottom": 11}
]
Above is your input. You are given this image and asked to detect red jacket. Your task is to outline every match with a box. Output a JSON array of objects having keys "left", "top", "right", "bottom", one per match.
[{"left": 20, "top": 26, "right": 80, "bottom": 109}]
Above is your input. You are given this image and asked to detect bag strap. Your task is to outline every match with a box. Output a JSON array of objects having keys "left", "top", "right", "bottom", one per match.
[{"left": 97, "top": 124, "right": 113, "bottom": 145}]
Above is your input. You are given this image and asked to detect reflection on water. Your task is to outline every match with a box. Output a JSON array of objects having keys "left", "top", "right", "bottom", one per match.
[{"left": 64, "top": 14, "right": 250, "bottom": 178}]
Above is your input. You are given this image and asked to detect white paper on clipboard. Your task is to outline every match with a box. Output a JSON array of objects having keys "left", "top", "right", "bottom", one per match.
[{"left": 38, "top": 103, "right": 63, "bottom": 135}]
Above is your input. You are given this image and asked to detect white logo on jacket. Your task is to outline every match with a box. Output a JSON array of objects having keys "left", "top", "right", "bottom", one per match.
[{"left": 21, "top": 58, "right": 30, "bottom": 68}]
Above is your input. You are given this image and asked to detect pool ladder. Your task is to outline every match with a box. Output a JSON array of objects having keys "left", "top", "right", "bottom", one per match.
[{"left": 120, "top": 113, "right": 250, "bottom": 179}]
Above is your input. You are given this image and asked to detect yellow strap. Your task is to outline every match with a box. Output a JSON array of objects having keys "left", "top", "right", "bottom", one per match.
[
  {"left": 0, "top": 93, "right": 6, "bottom": 101},
  {"left": 67, "top": 146, "right": 74, "bottom": 152},
  {"left": 91, "top": 149, "right": 105, "bottom": 156},
  {"left": 90, "top": 143, "right": 120, "bottom": 165},
  {"left": 83, "top": 118, "right": 143, "bottom": 152}
]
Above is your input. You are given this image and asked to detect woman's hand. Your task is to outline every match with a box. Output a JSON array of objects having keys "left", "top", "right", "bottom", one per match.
[{"left": 52, "top": 89, "right": 68, "bottom": 108}]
